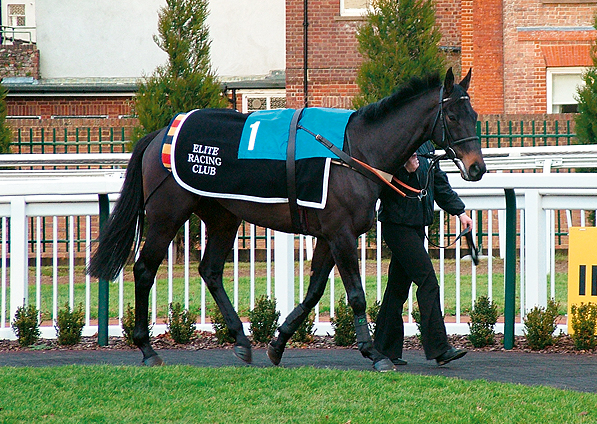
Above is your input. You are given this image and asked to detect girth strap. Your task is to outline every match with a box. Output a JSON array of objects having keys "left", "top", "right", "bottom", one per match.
[{"left": 287, "top": 108, "right": 305, "bottom": 233}]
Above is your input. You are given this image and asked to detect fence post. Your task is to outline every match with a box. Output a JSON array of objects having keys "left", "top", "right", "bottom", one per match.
[
  {"left": 524, "top": 190, "right": 547, "bottom": 311},
  {"left": 97, "top": 194, "right": 110, "bottom": 346},
  {"left": 9, "top": 197, "right": 28, "bottom": 323},
  {"left": 274, "top": 231, "right": 295, "bottom": 320},
  {"left": 504, "top": 188, "right": 516, "bottom": 350}
]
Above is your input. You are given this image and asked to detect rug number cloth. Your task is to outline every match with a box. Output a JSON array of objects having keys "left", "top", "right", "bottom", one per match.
[{"left": 162, "top": 108, "right": 353, "bottom": 208}]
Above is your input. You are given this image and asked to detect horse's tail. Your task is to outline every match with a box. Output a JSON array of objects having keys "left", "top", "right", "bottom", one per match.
[{"left": 87, "top": 129, "right": 162, "bottom": 281}]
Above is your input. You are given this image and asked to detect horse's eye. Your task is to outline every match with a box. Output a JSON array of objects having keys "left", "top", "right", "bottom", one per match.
[{"left": 446, "top": 113, "right": 457, "bottom": 122}]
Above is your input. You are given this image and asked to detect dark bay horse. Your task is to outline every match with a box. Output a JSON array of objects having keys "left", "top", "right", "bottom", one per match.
[{"left": 88, "top": 69, "right": 486, "bottom": 371}]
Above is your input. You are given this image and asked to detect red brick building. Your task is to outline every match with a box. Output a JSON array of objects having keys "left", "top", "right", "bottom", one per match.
[{"left": 286, "top": 0, "right": 597, "bottom": 116}]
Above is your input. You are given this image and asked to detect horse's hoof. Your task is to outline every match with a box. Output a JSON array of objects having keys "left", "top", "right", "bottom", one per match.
[
  {"left": 267, "top": 342, "right": 284, "bottom": 366},
  {"left": 234, "top": 345, "right": 252, "bottom": 364},
  {"left": 142, "top": 355, "right": 165, "bottom": 367},
  {"left": 372, "top": 358, "right": 395, "bottom": 372}
]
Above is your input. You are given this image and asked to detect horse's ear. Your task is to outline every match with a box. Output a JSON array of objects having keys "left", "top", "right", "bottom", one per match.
[
  {"left": 444, "top": 67, "right": 455, "bottom": 96},
  {"left": 459, "top": 68, "right": 472, "bottom": 91}
]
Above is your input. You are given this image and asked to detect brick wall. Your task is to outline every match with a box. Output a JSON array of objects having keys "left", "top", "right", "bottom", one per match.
[
  {"left": 286, "top": 0, "right": 362, "bottom": 108},
  {"left": 287, "top": 1, "right": 597, "bottom": 115},
  {"left": 287, "top": 0, "right": 474, "bottom": 110},
  {"left": 502, "top": 0, "right": 597, "bottom": 114},
  {"left": 7, "top": 95, "right": 134, "bottom": 119},
  {"left": 0, "top": 44, "right": 40, "bottom": 80},
  {"left": 461, "top": 0, "right": 504, "bottom": 114}
]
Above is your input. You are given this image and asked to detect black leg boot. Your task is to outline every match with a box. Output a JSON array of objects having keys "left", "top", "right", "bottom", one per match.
[
  {"left": 267, "top": 303, "right": 309, "bottom": 366},
  {"left": 354, "top": 314, "right": 395, "bottom": 372}
]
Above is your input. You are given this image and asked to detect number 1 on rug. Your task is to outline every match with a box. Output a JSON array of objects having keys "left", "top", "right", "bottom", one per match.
[{"left": 248, "top": 121, "right": 260, "bottom": 151}]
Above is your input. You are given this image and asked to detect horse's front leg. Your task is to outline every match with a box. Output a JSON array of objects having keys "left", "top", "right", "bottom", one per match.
[
  {"left": 268, "top": 239, "right": 335, "bottom": 365},
  {"left": 329, "top": 233, "right": 395, "bottom": 372}
]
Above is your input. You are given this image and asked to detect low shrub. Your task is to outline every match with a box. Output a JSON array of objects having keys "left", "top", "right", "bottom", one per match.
[
  {"left": 367, "top": 300, "right": 381, "bottom": 334},
  {"left": 468, "top": 296, "right": 499, "bottom": 348},
  {"left": 167, "top": 302, "right": 197, "bottom": 344},
  {"left": 121, "top": 303, "right": 136, "bottom": 347},
  {"left": 12, "top": 304, "right": 40, "bottom": 347},
  {"left": 411, "top": 305, "right": 422, "bottom": 341},
  {"left": 55, "top": 303, "right": 85, "bottom": 346},
  {"left": 291, "top": 311, "right": 316, "bottom": 344},
  {"left": 570, "top": 302, "right": 597, "bottom": 351},
  {"left": 523, "top": 299, "right": 560, "bottom": 350},
  {"left": 331, "top": 300, "right": 355, "bottom": 346},
  {"left": 249, "top": 295, "right": 280, "bottom": 343}
]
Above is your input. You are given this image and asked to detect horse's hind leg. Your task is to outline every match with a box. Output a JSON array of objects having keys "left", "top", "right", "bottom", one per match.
[
  {"left": 198, "top": 202, "right": 252, "bottom": 363},
  {"left": 267, "top": 239, "right": 335, "bottom": 366},
  {"left": 133, "top": 214, "right": 189, "bottom": 366}
]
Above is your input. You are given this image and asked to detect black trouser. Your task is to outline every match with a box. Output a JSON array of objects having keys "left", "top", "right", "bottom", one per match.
[{"left": 374, "top": 222, "right": 450, "bottom": 360}]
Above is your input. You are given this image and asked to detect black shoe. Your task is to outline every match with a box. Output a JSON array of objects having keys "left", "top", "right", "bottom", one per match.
[
  {"left": 435, "top": 347, "right": 467, "bottom": 366},
  {"left": 391, "top": 358, "right": 407, "bottom": 366}
]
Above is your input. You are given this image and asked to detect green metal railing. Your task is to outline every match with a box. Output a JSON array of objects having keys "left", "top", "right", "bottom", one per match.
[
  {"left": 477, "top": 120, "right": 577, "bottom": 148},
  {"left": 13, "top": 127, "right": 128, "bottom": 154}
]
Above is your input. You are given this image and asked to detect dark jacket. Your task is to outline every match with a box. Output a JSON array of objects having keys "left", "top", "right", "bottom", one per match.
[{"left": 378, "top": 141, "right": 465, "bottom": 227}]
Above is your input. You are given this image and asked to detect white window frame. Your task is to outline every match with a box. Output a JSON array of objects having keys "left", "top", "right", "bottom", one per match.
[
  {"left": 7, "top": 3, "right": 26, "bottom": 27},
  {"left": 546, "top": 67, "right": 586, "bottom": 113},
  {"left": 340, "top": 0, "right": 370, "bottom": 17},
  {"left": 241, "top": 90, "right": 286, "bottom": 113}
]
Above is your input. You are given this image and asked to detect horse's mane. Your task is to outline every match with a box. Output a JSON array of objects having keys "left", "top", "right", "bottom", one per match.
[{"left": 356, "top": 73, "right": 442, "bottom": 122}]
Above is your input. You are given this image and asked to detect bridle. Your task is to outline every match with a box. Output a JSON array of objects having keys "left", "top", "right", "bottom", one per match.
[{"left": 430, "top": 86, "right": 480, "bottom": 180}]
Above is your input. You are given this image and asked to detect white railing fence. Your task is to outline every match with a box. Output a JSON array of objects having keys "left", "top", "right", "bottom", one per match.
[{"left": 1, "top": 147, "right": 597, "bottom": 340}]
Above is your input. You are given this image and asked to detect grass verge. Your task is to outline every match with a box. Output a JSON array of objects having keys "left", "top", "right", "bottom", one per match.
[{"left": 0, "top": 365, "right": 595, "bottom": 423}]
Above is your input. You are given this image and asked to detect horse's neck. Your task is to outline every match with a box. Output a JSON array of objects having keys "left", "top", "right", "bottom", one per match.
[{"left": 351, "top": 90, "right": 438, "bottom": 177}]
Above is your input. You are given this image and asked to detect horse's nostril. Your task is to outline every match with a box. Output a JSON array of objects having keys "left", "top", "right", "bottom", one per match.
[{"left": 468, "top": 163, "right": 485, "bottom": 181}]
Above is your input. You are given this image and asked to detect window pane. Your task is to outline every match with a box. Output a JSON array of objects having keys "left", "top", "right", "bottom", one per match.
[{"left": 552, "top": 73, "right": 584, "bottom": 105}]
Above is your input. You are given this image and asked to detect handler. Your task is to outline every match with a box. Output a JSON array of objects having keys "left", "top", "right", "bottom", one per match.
[{"left": 374, "top": 140, "right": 471, "bottom": 366}]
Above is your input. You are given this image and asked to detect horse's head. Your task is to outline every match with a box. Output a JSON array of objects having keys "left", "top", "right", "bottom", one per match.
[{"left": 432, "top": 68, "right": 486, "bottom": 181}]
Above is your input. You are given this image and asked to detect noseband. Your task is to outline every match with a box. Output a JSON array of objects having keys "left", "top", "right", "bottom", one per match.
[{"left": 432, "top": 86, "right": 480, "bottom": 164}]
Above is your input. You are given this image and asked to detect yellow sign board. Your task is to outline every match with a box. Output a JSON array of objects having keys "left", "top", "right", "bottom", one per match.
[{"left": 567, "top": 227, "right": 597, "bottom": 334}]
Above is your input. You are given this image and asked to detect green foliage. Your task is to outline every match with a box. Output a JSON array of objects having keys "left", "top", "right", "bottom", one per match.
[
  {"left": 290, "top": 311, "right": 316, "bottom": 344},
  {"left": 523, "top": 299, "right": 560, "bottom": 350},
  {"left": 367, "top": 300, "right": 381, "bottom": 334},
  {"left": 570, "top": 302, "right": 597, "bottom": 351},
  {"left": 575, "top": 12, "right": 597, "bottom": 145},
  {"left": 210, "top": 306, "right": 235, "bottom": 344},
  {"left": 468, "top": 296, "right": 499, "bottom": 348},
  {"left": 55, "top": 303, "right": 85, "bottom": 346},
  {"left": 132, "top": 0, "right": 228, "bottom": 144},
  {"left": 11, "top": 304, "right": 40, "bottom": 347},
  {"left": 353, "top": 0, "right": 445, "bottom": 108},
  {"left": 121, "top": 303, "right": 136, "bottom": 347},
  {"left": 0, "top": 85, "right": 12, "bottom": 153},
  {"left": 331, "top": 300, "right": 356, "bottom": 346},
  {"left": 248, "top": 295, "right": 280, "bottom": 343},
  {"left": 167, "top": 302, "right": 197, "bottom": 344},
  {"left": 411, "top": 305, "right": 422, "bottom": 340}
]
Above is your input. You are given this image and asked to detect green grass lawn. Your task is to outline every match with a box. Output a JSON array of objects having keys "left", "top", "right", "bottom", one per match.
[
  {"left": 18, "top": 259, "right": 568, "bottom": 323},
  {"left": 0, "top": 365, "right": 595, "bottom": 423}
]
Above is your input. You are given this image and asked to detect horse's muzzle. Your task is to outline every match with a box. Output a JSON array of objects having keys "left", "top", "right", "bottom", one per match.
[{"left": 466, "top": 162, "right": 486, "bottom": 181}]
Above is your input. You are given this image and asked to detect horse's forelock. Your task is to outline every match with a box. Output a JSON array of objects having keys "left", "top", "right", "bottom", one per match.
[{"left": 357, "top": 73, "right": 442, "bottom": 122}]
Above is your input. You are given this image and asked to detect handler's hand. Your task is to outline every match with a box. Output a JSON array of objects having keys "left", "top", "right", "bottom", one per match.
[
  {"left": 404, "top": 153, "right": 419, "bottom": 173},
  {"left": 459, "top": 212, "right": 473, "bottom": 231}
]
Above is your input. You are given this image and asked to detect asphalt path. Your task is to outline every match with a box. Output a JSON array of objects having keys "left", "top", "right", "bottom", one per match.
[{"left": 1, "top": 347, "right": 596, "bottom": 393}]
